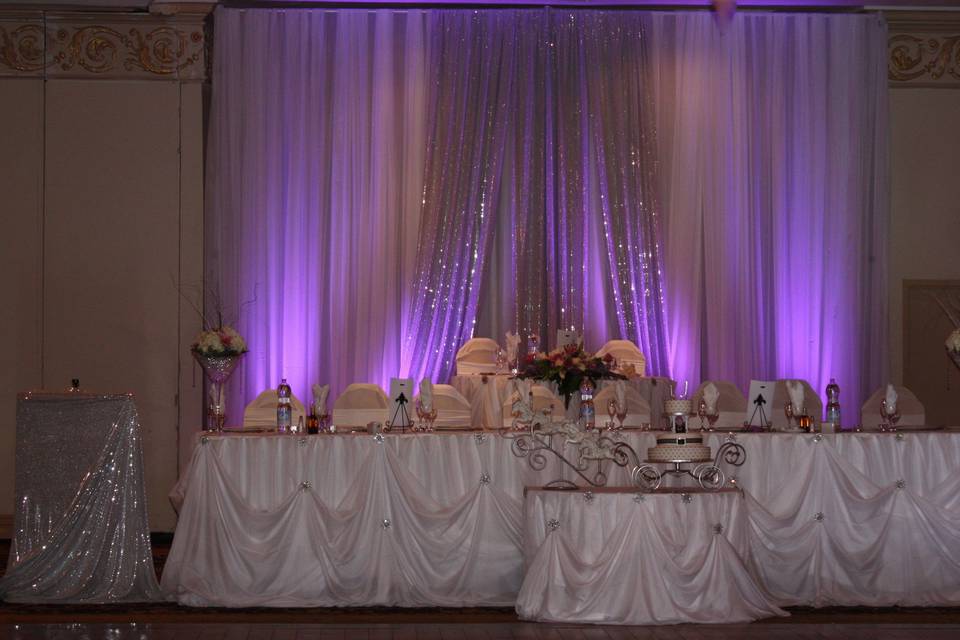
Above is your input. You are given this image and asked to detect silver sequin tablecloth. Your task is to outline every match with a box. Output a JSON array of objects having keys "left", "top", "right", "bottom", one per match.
[{"left": 0, "top": 392, "right": 162, "bottom": 603}]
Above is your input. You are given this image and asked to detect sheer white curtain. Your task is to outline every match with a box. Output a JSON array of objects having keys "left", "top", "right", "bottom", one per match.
[
  {"left": 649, "top": 12, "right": 889, "bottom": 405},
  {"left": 206, "top": 8, "right": 430, "bottom": 413}
]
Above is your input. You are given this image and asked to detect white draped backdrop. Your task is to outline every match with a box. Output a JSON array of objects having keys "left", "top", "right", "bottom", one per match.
[{"left": 204, "top": 8, "right": 888, "bottom": 417}]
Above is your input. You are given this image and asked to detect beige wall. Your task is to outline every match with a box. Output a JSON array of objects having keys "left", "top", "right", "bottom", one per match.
[
  {"left": 889, "top": 88, "right": 960, "bottom": 381},
  {"left": 0, "top": 78, "right": 45, "bottom": 536},
  {"left": 888, "top": 88, "right": 960, "bottom": 422},
  {"left": 0, "top": 12, "right": 206, "bottom": 532}
]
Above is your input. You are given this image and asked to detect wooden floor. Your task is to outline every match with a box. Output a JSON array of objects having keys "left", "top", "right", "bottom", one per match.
[
  {"left": 3, "top": 538, "right": 960, "bottom": 637},
  {"left": 2, "top": 623, "right": 960, "bottom": 640}
]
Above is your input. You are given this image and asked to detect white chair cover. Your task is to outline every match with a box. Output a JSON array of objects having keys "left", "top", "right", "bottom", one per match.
[
  {"left": 860, "top": 385, "right": 926, "bottom": 430},
  {"left": 595, "top": 340, "right": 646, "bottom": 377},
  {"left": 332, "top": 383, "right": 389, "bottom": 428},
  {"left": 413, "top": 384, "right": 472, "bottom": 429},
  {"left": 243, "top": 389, "right": 306, "bottom": 429},
  {"left": 691, "top": 381, "right": 748, "bottom": 430},
  {"left": 770, "top": 379, "right": 822, "bottom": 431},
  {"left": 501, "top": 382, "right": 564, "bottom": 427},
  {"left": 455, "top": 338, "right": 501, "bottom": 376},
  {"left": 592, "top": 384, "right": 651, "bottom": 428}
]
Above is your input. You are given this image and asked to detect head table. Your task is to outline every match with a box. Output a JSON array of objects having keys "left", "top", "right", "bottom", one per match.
[{"left": 161, "top": 428, "right": 960, "bottom": 619}]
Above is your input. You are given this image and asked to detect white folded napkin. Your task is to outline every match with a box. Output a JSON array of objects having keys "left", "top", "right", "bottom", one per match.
[
  {"left": 703, "top": 382, "right": 720, "bottom": 414},
  {"left": 615, "top": 380, "right": 627, "bottom": 411},
  {"left": 511, "top": 379, "right": 532, "bottom": 408},
  {"left": 312, "top": 383, "right": 330, "bottom": 416},
  {"left": 505, "top": 331, "right": 521, "bottom": 365},
  {"left": 885, "top": 384, "right": 898, "bottom": 415},
  {"left": 786, "top": 380, "right": 805, "bottom": 414},
  {"left": 420, "top": 378, "right": 434, "bottom": 412}
]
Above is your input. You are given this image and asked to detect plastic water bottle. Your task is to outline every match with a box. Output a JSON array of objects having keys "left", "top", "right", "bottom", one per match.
[
  {"left": 825, "top": 378, "right": 841, "bottom": 431},
  {"left": 579, "top": 378, "right": 595, "bottom": 430},
  {"left": 277, "top": 378, "right": 292, "bottom": 434}
]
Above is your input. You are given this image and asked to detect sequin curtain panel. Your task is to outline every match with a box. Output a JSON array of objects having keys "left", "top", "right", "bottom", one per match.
[
  {"left": 647, "top": 12, "right": 888, "bottom": 406},
  {"left": 401, "top": 11, "right": 519, "bottom": 383},
  {"left": 0, "top": 394, "right": 161, "bottom": 603},
  {"left": 425, "top": 10, "right": 670, "bottom": 377},
  {"left": 205, "top": 8, "right": 430, "bottom": 413}
]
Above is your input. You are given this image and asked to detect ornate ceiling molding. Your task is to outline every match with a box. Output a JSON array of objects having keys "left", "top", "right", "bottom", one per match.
[
  {"left": 0, "top": 10, "right": 206, "bottom": 81},
  {"left": 886, "top": 10, "right": 960, "bottom": 89}
]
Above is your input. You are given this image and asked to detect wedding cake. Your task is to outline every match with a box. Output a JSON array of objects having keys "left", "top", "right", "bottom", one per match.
[{"left": 647, "top": 399, "right": 712, "bottom": 463}]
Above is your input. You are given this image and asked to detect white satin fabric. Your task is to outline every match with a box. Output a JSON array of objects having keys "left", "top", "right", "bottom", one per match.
[
  {"left": 163, "top": 430, "right": 960, "bottom": 612},
  {"left": 518, "top": 488, "right": 786, "bottom": 624},
  {"left": 691, "top": 381, "right": 747, "bottom": 429},
  {"left": 453, "top": 376, "right": 673, "bottom": 430},
  {"left": 451, "top": 374, "right": 513, "bottom": 428},
  {"left": 332, "top": 383, "right": 390, "bottom": 428},
  {"left": 164, "top": 432, "right": 557, "bottom": 607},
  {"left": 861, "top": 385, "right": 925, "bottom": 430},
  {"left": 770, "top": 380, "right": 823, "bottom": 431},
  {"left": 243, "top": 389, "right": 306, "bottom": 429},
  {"left": 455, "top": 338, "right": 502, "bottom": 376},
  {"left": 595, "top": 340, "right": 647, "bottom": 377},
  {"left": 412, "top": 384, "right": 472, "bottom": 429},
  {"left": 592, "top": 384, "right": 651, "bottom": 428}
]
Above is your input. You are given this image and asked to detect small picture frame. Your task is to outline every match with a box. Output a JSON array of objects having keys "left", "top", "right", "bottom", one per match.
[{"left": 388, "top": 378, "right": 414, "bottom": 428}]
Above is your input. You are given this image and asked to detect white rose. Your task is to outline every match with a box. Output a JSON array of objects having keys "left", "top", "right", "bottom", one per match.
[{"left": 947, "top": 329, "right": 960, "bottom": 353}]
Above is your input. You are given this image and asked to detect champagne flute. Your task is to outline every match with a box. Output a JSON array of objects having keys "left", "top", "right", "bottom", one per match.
[
  {"left": 784, "top": 402, "right": 795, "bottom": 431},
  {"left": 606, "top": 399, "right": 618, "bottom": 431},
  {"left": 616, "top": 403, "right": 628, "bottom": 431}
]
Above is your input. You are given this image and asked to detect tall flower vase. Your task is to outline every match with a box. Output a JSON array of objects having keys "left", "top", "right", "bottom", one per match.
[{"left": 193, "top": 352, "right": 244, "bottom": 432}]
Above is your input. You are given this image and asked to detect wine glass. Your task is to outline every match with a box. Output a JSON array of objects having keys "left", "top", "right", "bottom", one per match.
[
  {"left": 697, "top": 399, "right": 708, "bottom": 432},
  {"left": 616, "top": 403, "right": 628, "bottom": 431},
  {"left": 784, "top": 402, "right": 795, "bottom": 431},
  {"left": 880, "top": 399, "right": 901, "bottom": 432},
  {"left": 414, "top": 399, "right": 428, "bottom": 432},
  {"left": 606, "top": 399, "right": 618, "bottom": 431}
]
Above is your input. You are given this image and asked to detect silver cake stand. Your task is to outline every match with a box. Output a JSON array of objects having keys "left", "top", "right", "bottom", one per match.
[{"left": 631, "top": 441, "right": 746, "bottom": 491}]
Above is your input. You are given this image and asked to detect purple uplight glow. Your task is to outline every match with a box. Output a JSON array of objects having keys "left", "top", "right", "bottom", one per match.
[{"left": 207, "top": 7, "right": 888, "bottom": 420}]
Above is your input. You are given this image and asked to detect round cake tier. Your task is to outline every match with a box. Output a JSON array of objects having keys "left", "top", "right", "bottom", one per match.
[
  {"left": 647, "top": 444, "right": 712, "bottom": 463},
  {"left": 663, "top": 399, "right": 693, "bottom": 415}
]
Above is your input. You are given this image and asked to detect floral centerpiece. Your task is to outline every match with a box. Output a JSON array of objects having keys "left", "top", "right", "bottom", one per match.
[
  {"left": 192, "top": 325, "right": 248, "bottom": 357},
  {"left": 516, "top": 343, "right": 625, "bottom": 407},
  {"left": 191, "top": 324, "right": 248, "bottom": 431},
  {"left": 947, "top": 328, "right": 960, "bottom": 371}
]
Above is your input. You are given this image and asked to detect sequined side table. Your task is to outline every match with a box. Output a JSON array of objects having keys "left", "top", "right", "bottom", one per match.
[{"left": 0, "top": 392, "right": 162, "bottom": 603}]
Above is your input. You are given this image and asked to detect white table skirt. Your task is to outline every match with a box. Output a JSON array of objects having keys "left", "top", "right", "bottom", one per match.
[
  {"left": 518, "top": 488, "right": 786, "bottom": 625},
  {"left": 163, "top": 429, "right": 960, "bottom": 610}
]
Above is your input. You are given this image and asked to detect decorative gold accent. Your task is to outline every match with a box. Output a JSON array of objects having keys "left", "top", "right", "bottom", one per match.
[
  {"left": 0, "top": 12, "right": 205, "bottom": 80},
  {"left": 0, "top": 23, "right": 54, "bottom": 72},
  {"left": 885, "top": 10, "right": 960, "bottom": 88},
  {"left": 889, "top": 34, "right": 960, "bottom": 83}
]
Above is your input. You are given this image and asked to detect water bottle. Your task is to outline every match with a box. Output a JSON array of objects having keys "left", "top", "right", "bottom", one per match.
[
  {"left": 277, "top": 378, "right": 292, "bottom": 434},
  {"left": 825, "top": 378, "right": 841, "bottom": 431},
  {"left": 579, "top": 378, "right": 595, "bottom": 429}
]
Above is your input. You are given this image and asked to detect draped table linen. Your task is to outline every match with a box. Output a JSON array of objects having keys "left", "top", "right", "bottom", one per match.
[
  {"left": 0, "top": 393, "right": 161, "bottom": 603},
  {"left": 518, "top": 487, "right": 786, "bottom": 624},
  {"left": 163, "top": 429, "right": 960, "bottom": 611}
]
